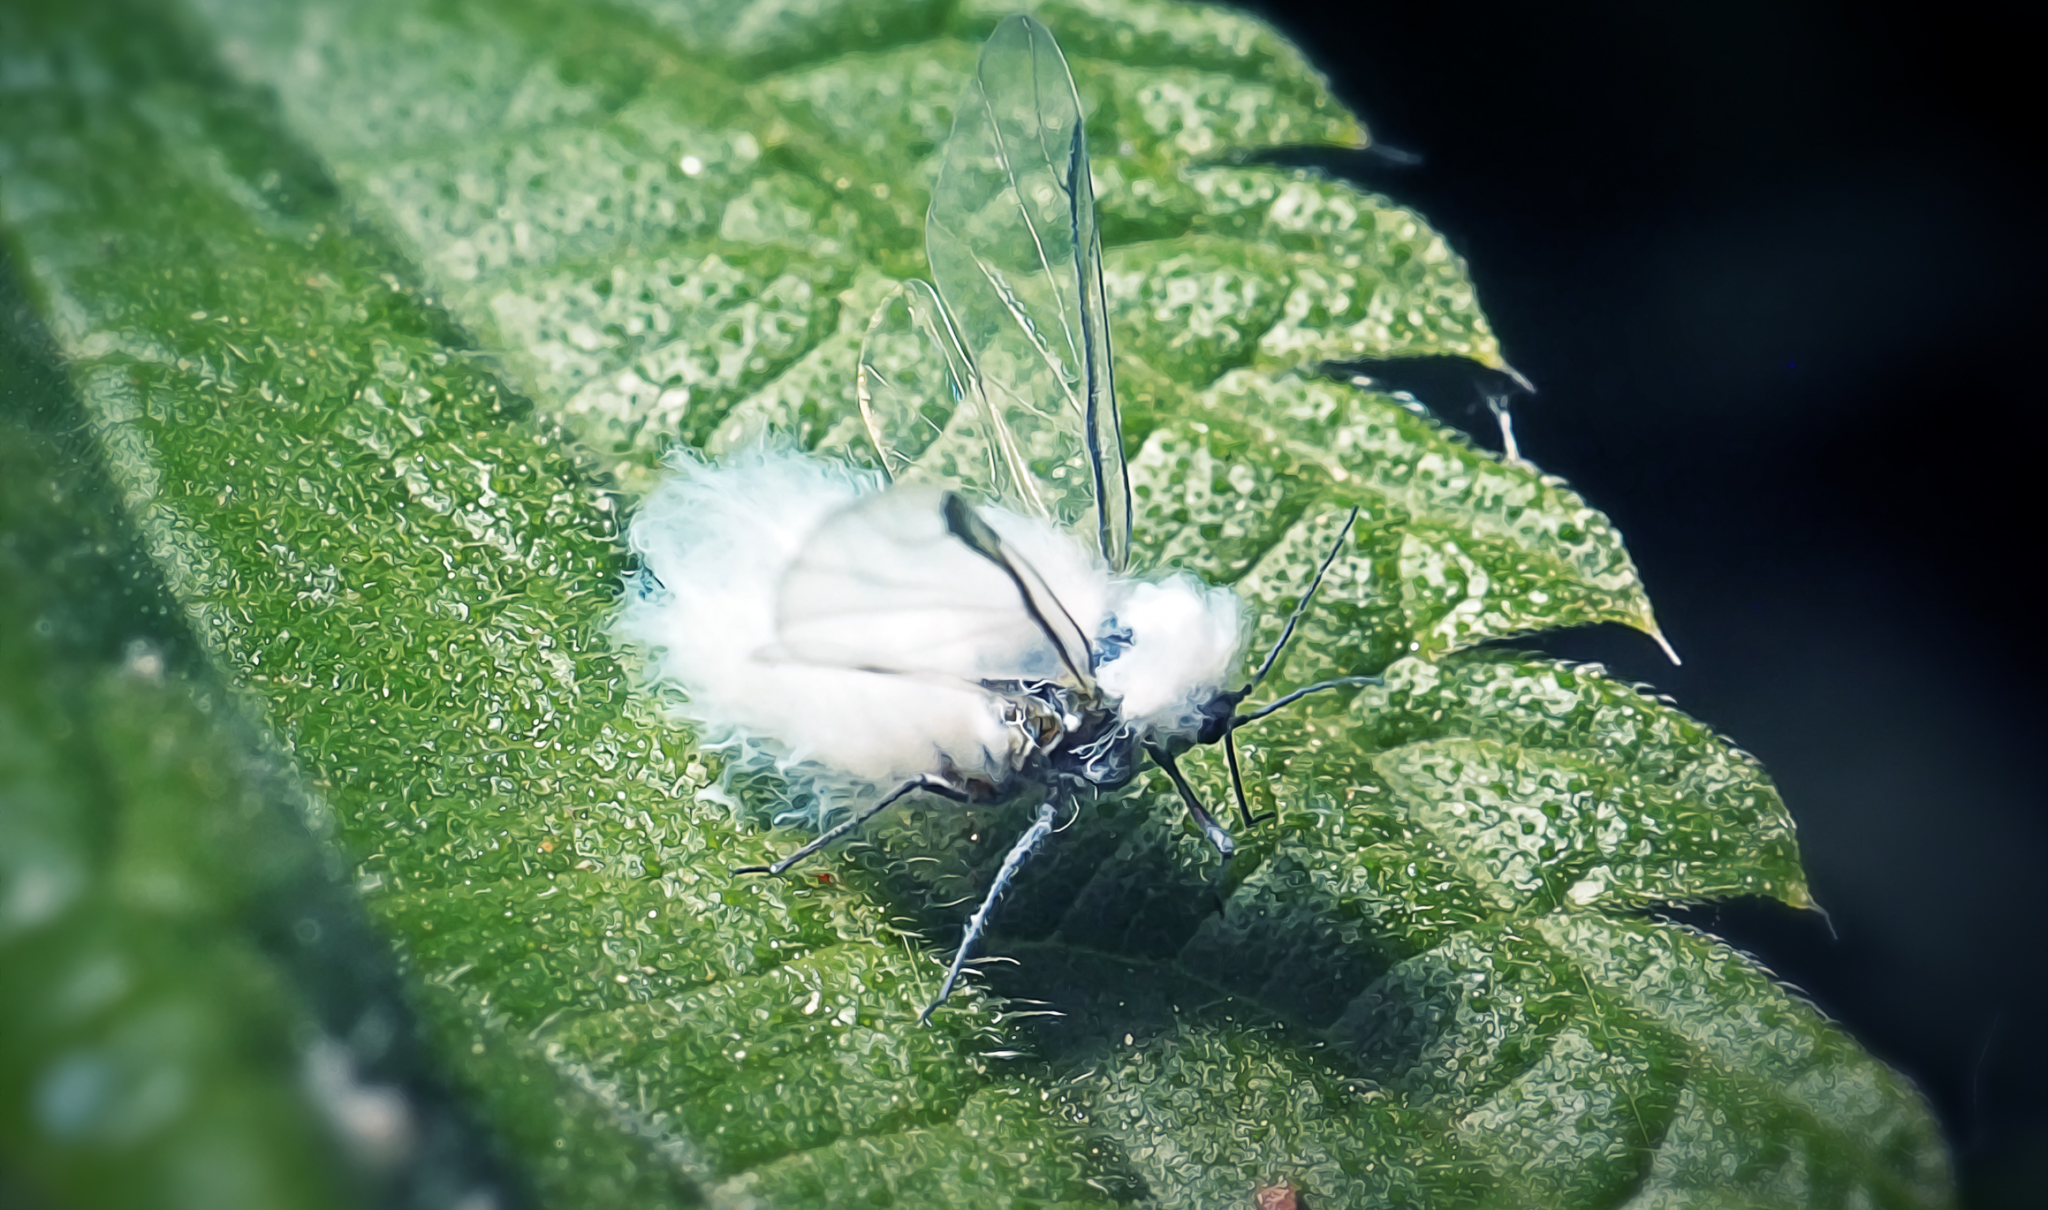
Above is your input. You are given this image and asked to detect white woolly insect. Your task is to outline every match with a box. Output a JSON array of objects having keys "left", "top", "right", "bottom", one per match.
[{"left": 615, "top": 16, "right": 1370, "bottom": 1019}]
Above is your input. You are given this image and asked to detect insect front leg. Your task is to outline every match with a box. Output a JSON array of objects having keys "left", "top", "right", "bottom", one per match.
[
  {"left": 1144, "top": 742, "right": 1235, "bottom": 860},
  {"left": 1221, "top": 728, "right": 1275, "bottom": 831},
  {"left": 732, "top": 773, "right": 970, "bottom": 877}
]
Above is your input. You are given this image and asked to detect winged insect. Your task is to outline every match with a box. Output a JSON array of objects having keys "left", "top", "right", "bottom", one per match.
[{"left": 617, "top": 16, "right": 1377, "bottom": 1020}]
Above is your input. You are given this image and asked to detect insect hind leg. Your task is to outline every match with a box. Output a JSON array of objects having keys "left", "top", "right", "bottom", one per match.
[
  {"left": 733, "top": 773, "right": 969, "bottom": 877},
  {"left": 922, "top": 799, "right": 1061, "bottom": 1023}
]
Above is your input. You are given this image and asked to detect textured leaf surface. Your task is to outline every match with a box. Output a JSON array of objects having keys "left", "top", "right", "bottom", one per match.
[
  {"left": 1, "top": 274, "right": 359, "bottom": 1207},
  {"left": 0, "top": 0, "right": 1950, "bottom": 1207}
]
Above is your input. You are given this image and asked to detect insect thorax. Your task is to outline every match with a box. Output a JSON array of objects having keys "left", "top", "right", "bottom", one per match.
[{"left": 989, "top": 679, "right": 1143, "bottom": 792}]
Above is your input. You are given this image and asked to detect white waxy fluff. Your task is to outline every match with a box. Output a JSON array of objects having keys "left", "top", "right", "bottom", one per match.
[
  {"left": 1098, "top": 574, "right": 1245, "bottom": 742},
  {"left": 615, "top": 447, "right": 1246, "bottom": 794},
  {"left": 616, "top": 449, "right": 1014, "bottom": 787}
]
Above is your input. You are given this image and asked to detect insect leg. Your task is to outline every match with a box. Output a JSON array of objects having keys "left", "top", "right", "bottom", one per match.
[
  {"left": 732, "top": 774, "right": 969, "bottom": 877},
  {"left": 1245, "top": 506, "right": 1361, "bottom": 692},
  {"left": 1144, "top": 742, "right": 1235, "bottom": 860},
  {"left": 922, "top": 799, "right": 1061, "bottom": 1023},
  {"left": 1221, "top": 727, "right": 1274, "bottom": 830}
]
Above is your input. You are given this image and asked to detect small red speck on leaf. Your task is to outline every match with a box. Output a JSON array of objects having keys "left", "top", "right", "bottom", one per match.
[
  {"left": 816, "top": 872, "right": 833, "bottom": 885},
  {"left": 1254, "top": 1183, "right": 1303, "bottom": 1210}
]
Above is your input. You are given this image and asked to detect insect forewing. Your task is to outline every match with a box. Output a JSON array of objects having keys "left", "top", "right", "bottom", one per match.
[
  {"left": 925, "top": 14, "right": 1132, "bottom": 571},
  {"left": 774, "top": 488, "right": 1104, "bottom": 689},
  {"left": 937, "top": 493, "right": 1095, "bottom": 686}
]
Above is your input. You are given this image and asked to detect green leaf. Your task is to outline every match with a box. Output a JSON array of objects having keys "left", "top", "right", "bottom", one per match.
[
  {"left": 0, "top": 0, "right": 1952, "bottom": 1208},
  {"left": 1, "top": 278, "right": 356, "bottom": 1206}
]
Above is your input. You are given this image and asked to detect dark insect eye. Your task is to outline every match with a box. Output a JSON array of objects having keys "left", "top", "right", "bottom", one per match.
[{"left": 1194, "top": 691, "right": 1243, "bottom": 746}]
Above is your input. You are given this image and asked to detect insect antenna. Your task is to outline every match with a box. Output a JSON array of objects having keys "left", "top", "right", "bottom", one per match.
[
  {"left": 1244, "top": 505, "right": 1361, "bottom": 695},
  {"left": 1231, "top": 505, "right": 1383, "bottom": 726},
  {"left": 1232, "top": 676, "right": 1385, "bottom": 729},
  {"left": 1217, "top": 506, "right": 1372, "bottom": 830}
]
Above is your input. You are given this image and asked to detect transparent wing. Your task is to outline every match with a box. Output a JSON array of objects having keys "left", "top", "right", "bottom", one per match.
[
  {"left": 856, "top": 279, "right": 1035, "bottom": 505},
  {"left": 927, "top": 14, "right": 1132, "bottom": 571},
  {"left": 774, "top": 488, "right": 1098, "bottom": 690}
]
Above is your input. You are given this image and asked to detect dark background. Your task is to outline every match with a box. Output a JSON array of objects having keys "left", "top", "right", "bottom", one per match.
[{"left": 1245, "top": 0, "right": 2044, "bottom": 1202}]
